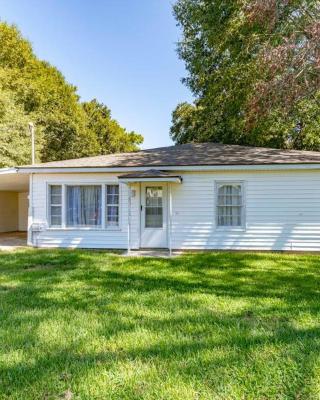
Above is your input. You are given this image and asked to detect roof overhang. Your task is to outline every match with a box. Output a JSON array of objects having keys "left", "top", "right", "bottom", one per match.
[
  {"left": 118, "top": 169, "right": 182, "bottom": 183},
  {"left": 0, "top": 168, "right": 29, "bottom": 192},
  {"left": 17, "top": 163, "right": 320, "bottom": 174},
  {"left": 119, "top": 176, "right": 182, "bottom": 183}
]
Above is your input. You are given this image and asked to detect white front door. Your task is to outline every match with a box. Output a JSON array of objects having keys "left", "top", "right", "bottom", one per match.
[{"left": 140, "top": 183, "right": 168, "bottom": 248}]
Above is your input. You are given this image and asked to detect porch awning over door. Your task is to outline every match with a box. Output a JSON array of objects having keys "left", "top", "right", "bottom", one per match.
[{"left": 118, "top": 169, "right": 182, "bottom": 183}]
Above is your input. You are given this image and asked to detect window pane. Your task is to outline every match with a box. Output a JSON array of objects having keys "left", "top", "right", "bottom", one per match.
[
  {"left": 50, "top": 185, "right": 62, "bottom": 205},
  {"left": 50, "top": 195, "right": 61, "bottom": 205},
  {"left": 67, "top": 186, "right": 102, "bottom": 227},
  {"left": 233, "top": 186, "right": 241, "bottom": 195},
  {"left": 107, "top": 206, "right": 119, "bottom": 225},
  {"left": 218, "top": 185, "right": 241, "bottom": 195},
  {"left": 146, "top": 207, "right": 163, "bottom": 228},
  {"left": 107, "top": 194, "right": 119, "bottom": 205},
  {"left": 51, "top": 186, "right": 62, "bottom": 196},
  {"left": 145, "top": 187, "right": 163, "bottom": 228},
  {"left": 50, "top": 205, "right": 62, "bottom": 217},
  {"left": 51, "top": 216, "right": 62, "bottom": 226},
  {"left": 217, "top": 184, "right": 243, "bottom": 227},
  {"left": 106, "top": 185, "right": 119, "bottom": 226},
  {"left": 107, "top": 185, "right": 119, "bottom": 195},
  {"left": 107, "top": 185, "right": 119, "bottom": 205},
  {"left": 50, "top": 185, "right": 62, "bottom": 226}
]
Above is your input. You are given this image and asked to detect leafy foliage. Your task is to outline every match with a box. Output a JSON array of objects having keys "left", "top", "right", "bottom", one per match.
[
  {"left": 171, "top": 0, "right": 320, "bottom": 150},
  {"left": 0, "top": 22, "right": 143, "bottom": 167},
  {"left": 83, "top": 100, "right": 143, "bottom": 155},
  {"left": 0, "top": 86, "right": 36, "bottom": 167}
]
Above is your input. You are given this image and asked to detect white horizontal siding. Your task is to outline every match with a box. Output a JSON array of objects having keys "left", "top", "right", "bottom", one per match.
[
  {"left": 32, "top": 173, "right": 133, "bottom": 249},
  {"left": 31, "top": 169, "right": 320, "bottom": 251},
  {"left": 170, "top": 170, "right": 320, "bottom": 251},
  {"left": 129, "top": 183, "right": 141, "bottom": 249}
]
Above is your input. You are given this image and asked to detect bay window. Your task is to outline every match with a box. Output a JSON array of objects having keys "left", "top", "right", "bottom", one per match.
[{"left": 216, "top": 182, "right": 245, "bottom": 228}]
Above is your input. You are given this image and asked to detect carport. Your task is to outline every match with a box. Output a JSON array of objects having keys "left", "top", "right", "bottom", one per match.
[{"left": 0, "top": 169, "right": 29, "bottom": 248}]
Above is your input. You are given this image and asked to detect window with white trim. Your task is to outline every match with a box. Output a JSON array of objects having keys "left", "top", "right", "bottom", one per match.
[
  {"left": 216, "top": 183, "right": 244, "bottom": 227},
  {"left": 145, "top": 186, "right": 163, "bottom": 228},
  {"left": 49, "top": 185, "right": 62, "bottom": 227},
  {"left": 66, "top": 185, "right": 102, "bottom": 227},
  {"left": 106, "top": 184, "right": 119, "bottom": 226}
]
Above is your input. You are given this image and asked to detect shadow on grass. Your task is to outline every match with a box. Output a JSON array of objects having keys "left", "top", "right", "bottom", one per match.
[{"left": 1, "top": 249, "right": 320, "bottom": 398}]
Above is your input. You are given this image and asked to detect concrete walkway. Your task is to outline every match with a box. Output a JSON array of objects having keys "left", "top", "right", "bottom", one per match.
[
  {"left": 0, "top": 232, "right": 27, "bottom": 251},
  {"left": 124, "top": 249, "right": 181, "bottom": 258}
]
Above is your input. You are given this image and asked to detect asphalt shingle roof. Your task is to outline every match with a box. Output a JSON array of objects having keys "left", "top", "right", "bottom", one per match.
[
  {"left": 20, "top": 143, "right": 320, "bottom": 169},
  {"left": 119, "top": 170, "right": 182, "bottom": 179}
]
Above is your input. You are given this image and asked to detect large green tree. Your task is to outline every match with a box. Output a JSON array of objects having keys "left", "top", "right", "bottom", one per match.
[
  {"left": 171, "top": 0, "right": 320, "bottom": 150},
  {"left": 82, "top": 100, "right": 143, "bottom": 154},
  {"left": 0, "top": 86, "right": 35, "bottom": 167},
  {"left": 0, "top": 22, "right": 143, "bottom": 166}
]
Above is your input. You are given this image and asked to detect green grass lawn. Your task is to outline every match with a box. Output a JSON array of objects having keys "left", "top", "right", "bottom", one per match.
[{"left": 1, "top": 250, "right": 320, "bottom": 399}]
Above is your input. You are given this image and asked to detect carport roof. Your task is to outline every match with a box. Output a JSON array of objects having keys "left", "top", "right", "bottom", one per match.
[{"left": 0, "top": 169, "right": 29, "bottom": 192}]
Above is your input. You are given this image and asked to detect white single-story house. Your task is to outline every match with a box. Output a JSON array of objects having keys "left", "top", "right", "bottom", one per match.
[{"left": 3, "top": 142, "right": 320, "bottom": 252}]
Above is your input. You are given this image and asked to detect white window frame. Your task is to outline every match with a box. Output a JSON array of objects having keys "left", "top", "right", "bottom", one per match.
[
  {"left": 105, "top": 184, "right": 121, "bottom": 228},
  {"left": 215, "top": 181, "right": 246, "bottom": 231},
  {"left": 143, "top": 186, "right": 164, "bottom": 229},
  {"left": 65, "top": 184, "right": 103, "bottom": 229},
  {"left": 46, "top": 181, "right": 122, "bottom": 231},
  {"left": 48, "top": 184, "right": 63, "bottom": 228}
]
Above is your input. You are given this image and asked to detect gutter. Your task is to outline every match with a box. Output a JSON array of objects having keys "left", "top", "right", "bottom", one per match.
[{"left": 0, "top": 167, "right": 18, "bottom": 174}]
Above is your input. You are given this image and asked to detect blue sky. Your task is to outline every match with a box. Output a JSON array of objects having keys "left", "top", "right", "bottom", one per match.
[{"left": 0, "top": 0, "right": 192, "bottom": 149}]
